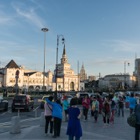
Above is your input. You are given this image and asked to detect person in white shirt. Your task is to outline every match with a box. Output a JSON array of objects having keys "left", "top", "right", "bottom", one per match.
[{"left": 44, "top": 96, "right": 53, "bottom": 135}]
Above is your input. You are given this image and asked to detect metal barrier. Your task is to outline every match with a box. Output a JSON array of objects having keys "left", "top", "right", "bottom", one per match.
[
  {"left": 33, "top": 106, "right": 40, "bottom": 118},
  {"left": 40, "top": 112, "right": 45, "bottom": 127}
]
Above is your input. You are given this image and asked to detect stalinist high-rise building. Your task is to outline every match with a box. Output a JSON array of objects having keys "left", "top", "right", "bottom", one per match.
[
  {"left": 79, "top": 64, "right": 87, "bottom": 82},
  {"left": 55, "top": 45, "right": 79, "bottom": 91}
]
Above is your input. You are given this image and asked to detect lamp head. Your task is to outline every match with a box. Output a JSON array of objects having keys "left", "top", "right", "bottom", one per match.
[
  {"left": 41, "top": 28, "right": 49, "bottom": 32},
  {"left": 62, "top": 38, "right": 65, "bottom": 44}
]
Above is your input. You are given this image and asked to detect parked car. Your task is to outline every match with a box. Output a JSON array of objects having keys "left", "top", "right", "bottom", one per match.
[
  {"left": 39, "top": 95, "right": 50, "bottom": 109},
  {"left": 11, "top": 94, "right": 34, "bottom": 112},
  {"left": 0, "top": 96, "right": 8, "bottom": 111}
]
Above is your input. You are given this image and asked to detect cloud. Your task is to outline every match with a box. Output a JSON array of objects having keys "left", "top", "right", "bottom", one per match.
[
  {"left": 11, "top": 2, "right": 45, "bottom": 29},
  {"left": 0, "top": 10, "right": 15, "bottom": 24},
  {"left": 93, "top": 59, "right": 123, "bottom": 65},
  {"left": 0, "top": 17, "right": 12, "bottom": 24},
  {"left": 101, "top": 39, "right": 140, "bottom": 53}
]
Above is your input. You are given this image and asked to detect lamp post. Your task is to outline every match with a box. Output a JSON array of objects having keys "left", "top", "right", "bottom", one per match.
[
  {"left": 15, "top": 70, "right": 20, "bottom": 95},
  {"left": 55, "top": 35, "right": 65, "bottom": 100},
  {"left": 41, "top": 28, "right": 49, "bottom": 90},
  {"left": 124, "top": 61, "right": 130, "bottom": 90}
]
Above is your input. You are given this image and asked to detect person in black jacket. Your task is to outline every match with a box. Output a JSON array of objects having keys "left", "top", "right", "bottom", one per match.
[
  {"left": 135, "top": 103, "right": 140, "bottom": 140},
  {"left": 118, "top": 96, "right": 124, "bottom": 117}
]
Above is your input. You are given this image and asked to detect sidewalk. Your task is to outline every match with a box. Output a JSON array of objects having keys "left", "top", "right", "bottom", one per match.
[
  {"left": 0, "top": 110, "right": 135, "bottom": 140},
  {"left": 0, "top": 123, "right": 129, "bottom": 140}
]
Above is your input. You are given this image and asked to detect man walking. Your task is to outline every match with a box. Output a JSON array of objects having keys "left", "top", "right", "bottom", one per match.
[{"left": 135, "top": 102, "right": 140, "bottom": 140}]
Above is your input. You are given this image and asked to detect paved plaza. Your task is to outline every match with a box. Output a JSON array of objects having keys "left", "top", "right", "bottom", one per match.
[{"left": 0, "top": 109, "right": 136, "bottom": 140}]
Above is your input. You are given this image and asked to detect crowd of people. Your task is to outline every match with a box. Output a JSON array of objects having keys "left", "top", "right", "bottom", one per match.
[{"left": 43, "top": 92, "right": 140, "bottom": 140}]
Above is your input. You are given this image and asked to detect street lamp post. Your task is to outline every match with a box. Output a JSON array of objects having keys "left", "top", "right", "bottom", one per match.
[
  {"left": 15, "top": 70, "right": 20, "bottom": 95},
  {"left": 55, "top": 35, "right": 65, "bottom": 100},
  {"left": 41, "top": 28, "right": 49, "bottom": 91},
  {"left": 124, "top": 61, "right": 130, "bottom": 90}
]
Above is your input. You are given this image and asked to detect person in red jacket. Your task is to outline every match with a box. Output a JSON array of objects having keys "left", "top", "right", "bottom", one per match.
[
  {"left": 102, "top": 97, "right": 111, "bottom": 125},
  {"left": 82, "top": 95, "right": 90, "bottom": 121}
]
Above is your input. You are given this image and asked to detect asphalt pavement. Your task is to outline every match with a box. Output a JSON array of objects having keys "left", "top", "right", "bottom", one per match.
[{"left": 0, "top": 109, "right": 135, "bottom": 140}]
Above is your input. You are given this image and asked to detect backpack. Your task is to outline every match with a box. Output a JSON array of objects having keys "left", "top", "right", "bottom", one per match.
[{"left": 127, "top": 113, "right": 136, "bottom": 127}]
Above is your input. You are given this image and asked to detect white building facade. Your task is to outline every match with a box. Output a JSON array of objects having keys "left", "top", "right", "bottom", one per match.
[
  {"left": 0, "top": 46, "right": 79, "bottom": 92},
  {"left": 99, "top": 74, "right": 136, "bottom": 90},
  {"left": 0, "top": 60, "right": 54, "bottom": 91},
  {"left": 55, "top": 45, "right": 79, "bottom": 91}
]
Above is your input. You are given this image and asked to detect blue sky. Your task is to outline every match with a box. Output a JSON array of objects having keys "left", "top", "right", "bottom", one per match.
[{"left": 0, "top": 0, "right": 140, "bottom": 77}]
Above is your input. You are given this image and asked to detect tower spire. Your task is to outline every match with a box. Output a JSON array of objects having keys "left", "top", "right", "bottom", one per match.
[
  {"left": 63, "top": 44, "right": 66, "bottom": 55},
  {"left": 61, "top": 44, "right": 68, "bottom": 64}
]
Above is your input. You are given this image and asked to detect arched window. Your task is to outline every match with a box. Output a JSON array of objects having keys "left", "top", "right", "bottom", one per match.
[
  {"left": 29, "top": 86, "right": 34, "bottom": 91},
  {"left": 70, "top": 82, "right": 74, "bottom": 91}
]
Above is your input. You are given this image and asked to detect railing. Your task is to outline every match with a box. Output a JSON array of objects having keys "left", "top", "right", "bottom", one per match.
[{"left": 33, "top": 106, "right": 40, "bottom": 118}]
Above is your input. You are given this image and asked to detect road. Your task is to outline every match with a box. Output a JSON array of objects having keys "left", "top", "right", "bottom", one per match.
[
  {"left": 0, "top": 108, "right": 135, "bottom": 140},
  {"left": 0, "top": 97, "right": 136, "bottom": 140},
  {"left": 0, "top": 109, "right": 42, "bottom": 122}
]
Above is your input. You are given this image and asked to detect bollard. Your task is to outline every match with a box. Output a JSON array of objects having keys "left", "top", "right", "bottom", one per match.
[
  {"left": 18, "top": 109, "right": 20, "bottom": 117},
  {"left": 10, "top": 116, "right": 21, "bottom": 134},
  {"left": 34, "top": 106, "right": 39, "bottom": 118},
  {"left": 79, "top": 105, "right": 83, "bottom": 120},
  {"left": 40, "top": 112, "right": 45, "bottom": 127},
  {"left": 35, "top": 109, "right": 37, "bottom": 118}
]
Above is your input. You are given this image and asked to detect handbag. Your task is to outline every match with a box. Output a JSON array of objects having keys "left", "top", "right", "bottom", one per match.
[
  {"left": 47, "top": 103, "right": 53, "bottom": 122},
  {"left": 47, "top": 103, "right": 52, "bottom": 111},
  {"left": 127, "top": 113, "right": 136, "bottom": 128}
]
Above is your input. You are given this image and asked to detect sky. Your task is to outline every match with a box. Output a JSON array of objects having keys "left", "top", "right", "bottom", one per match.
[{"left": 0, "top": 0, "right": 140, "bottom": 78}]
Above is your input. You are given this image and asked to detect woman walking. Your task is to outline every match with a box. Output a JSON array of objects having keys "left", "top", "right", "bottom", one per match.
[
  {"left": 129, "top": 93, "right": 137, "bottom": 115},
  {"left": 66, "top": 98, "right": 82, "bottom": 140},
  {"left": 135, "top": 103, "right": 140, "bottom": 140},
  {"left": 44, "top": 96, "right": 53, "bottom": 135},
  {"left": 82, "top": 95, "right": 90, "bottom": 121},
  {"left": 102, "top": 97, "right": 111, "bottom": 126},
  {"left": 62, "top": 96, "right": 69, "bottom": 121},
  {"left": 46, "top": 98, "right": 63, "bottom": 138},
  {"left": 91, "top": 96, "right": 99, "bottom": 123},
  {"left": 110, "top": 98, "right": 116, "bottom": 124}
]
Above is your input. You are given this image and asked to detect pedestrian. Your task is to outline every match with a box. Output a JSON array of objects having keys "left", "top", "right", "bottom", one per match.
[
  {"left": 113, "top": 93, "right": 119, "bottom": 115},
  {"left": 46, "top": 98, "right": 63, "bottom": 138},
  {"left": 97, "top": 95, "right": 103, "bottom": 114},
  {"left": 82, "top": 95, "right": 90, "bottom": 121},
  {"left": 110, "top": 98, "right": 116, "bottom": 124},
  {"left": 91, "top": 96, "right": 99, "bottom": 123},
  {"left": 102, "top": 97, "right": 111, "bottom": 126},
  {"left": 44, "top": 96, "right": 54, "bottom": 136},
  {"left": 135, "top": 103, "right": 140, "bottom": 140},
  {"left": 118, "top": 96, "right": 124, "bottom": 117},
  {"left": 62, "top": 96, "right": 69, "bottom": 121},
  {"left": 135, "top": 94, "right": 140, "bottom": 105},
  {"left": 129, "top": 93, "right": 137, "bottom": 115},
  {"left": 66, "top": 98, "right": 82, "bottom": 140},
  {"left": 125, "top": 94, "right": 130, "bottom": 109}
]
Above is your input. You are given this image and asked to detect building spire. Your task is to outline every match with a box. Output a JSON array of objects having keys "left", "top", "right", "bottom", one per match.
[
  {"left": 61, "top": 44, "right": 68, "bottom": 64},
  {"left": 63, "top": 44, "right": 66, "bottom": 55},
  {"left": 81, "top": 62, "right": 84, "bottom": 69}
]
